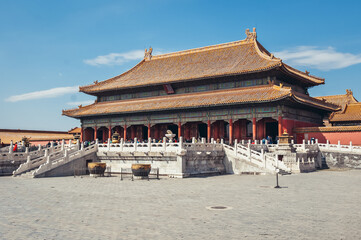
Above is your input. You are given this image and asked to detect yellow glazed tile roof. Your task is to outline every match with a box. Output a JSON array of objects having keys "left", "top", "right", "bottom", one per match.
[
  {"left": 315, "top": 89, "right": 358, "bottom": 110},
  {"left": 294, "top": 125, "right": 361, "bottom": 133},
  {"left": 63, "top": 85, "right": 338, "bottom": 118},
  {"left": 0, "top": 129, "right": 74, "bottom": 145},
  {"left": 79, "top": 29, "right": 324, "bottom": 94},
  {"left": 330, "top": 103, "right": 361, "bottom": 122}
]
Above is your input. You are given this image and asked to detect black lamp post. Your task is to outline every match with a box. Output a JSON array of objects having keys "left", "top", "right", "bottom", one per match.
[{"left": 274, "top": 169, "right": 281, "bottom": 189}]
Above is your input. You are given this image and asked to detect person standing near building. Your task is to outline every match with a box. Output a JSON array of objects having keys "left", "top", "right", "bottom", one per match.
[{"left": 13, "top": 142, "right": 18, "bottom": 152}]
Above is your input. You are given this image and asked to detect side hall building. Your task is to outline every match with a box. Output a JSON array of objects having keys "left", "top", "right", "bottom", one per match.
[{"left": 63, "top": 28, "right": 339, "bottom": 144}]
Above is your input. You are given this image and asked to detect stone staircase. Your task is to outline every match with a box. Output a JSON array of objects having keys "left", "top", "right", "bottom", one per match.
[
  {"left": 223, "top": 143, "right": 291, "bottom": 175},
  {"left": 13, "top": 144, "right": 97, "bottom": 178}
]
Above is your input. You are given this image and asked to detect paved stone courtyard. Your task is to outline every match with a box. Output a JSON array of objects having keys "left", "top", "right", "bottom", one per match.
[{"left": 1, "top": 170, "right": 360, "bottom": 240}]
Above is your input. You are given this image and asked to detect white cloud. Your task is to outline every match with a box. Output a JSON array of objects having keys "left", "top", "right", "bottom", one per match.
[
  {"left": 66, "top": 100, "right": 94, "bottom": 106},
  {"left": 84, "top": 50, "right": 144, "bottom": 66},
  {"left": 274, "top": 46, "right": 361, "bottom": 71},
  {"left": 84, "top": 49, "right": 169, "bottom": 66},
  {"left": 5, "top": 86, "right": 79, "bottom": 102}
]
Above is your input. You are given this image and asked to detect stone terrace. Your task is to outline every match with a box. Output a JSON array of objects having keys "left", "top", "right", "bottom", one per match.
[{"left": 1, "top": 170, "right": 361, "bottom": 239}]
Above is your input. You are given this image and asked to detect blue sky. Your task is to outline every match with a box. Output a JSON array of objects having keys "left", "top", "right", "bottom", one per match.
[{"left": 1, "top": 0, "right": 361, "bottom": 131}]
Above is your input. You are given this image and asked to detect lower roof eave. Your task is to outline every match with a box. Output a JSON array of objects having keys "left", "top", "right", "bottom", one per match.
[{"left": 64, "top": 96, "right": 291, "bottom": 119}]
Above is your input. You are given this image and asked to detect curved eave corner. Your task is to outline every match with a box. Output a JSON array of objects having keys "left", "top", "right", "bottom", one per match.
[
  {"left": 291, "top": 93, "right": 341, "bottom": 112},
  {"left": 280, "top": 64, "right": 325, "bottom": 86},
  {"left": 79, "top": 59, "right": 146, "bottom": 94}
]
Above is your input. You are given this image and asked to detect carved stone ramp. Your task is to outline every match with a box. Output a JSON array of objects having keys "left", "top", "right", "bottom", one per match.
[
  {"left": 32, "top": 144, "right": 98, "bottom": 178},
  {"left": 13, "top": 145, "right": 79, "bottom": 177},
  {"left": 223, "top": 144, "right": 291, "bottom": 175}
]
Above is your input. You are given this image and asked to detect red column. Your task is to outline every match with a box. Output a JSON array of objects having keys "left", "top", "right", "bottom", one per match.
[
  {"left": 108, "top": 125, "right": 112, "bottom": 140},
  {"left": 229, "top": 119, "right": 233, "bottom": 144},
  {"left": 123, "top": 125, "right": 127, "bottom": 141},
  {"left": 178, "top": 122, "right": 182, "bottom": 139},
  {"left": 94, "top": 126, "right": 97, "bottom": 141},
  {"left": 80, "top": 127, "right": 84, "bottom": 142},
  {"left": 252, "top": 118, "right": 257, "bottom": 141},
  {"left": 278, "top": 116, "right": 283, "bottom": 137},
  {"left": 207, "top": 120, "right": 211, "bottom": 143},
  {"left": 148, "top": 123, "right": 151, "bottom": 139}
]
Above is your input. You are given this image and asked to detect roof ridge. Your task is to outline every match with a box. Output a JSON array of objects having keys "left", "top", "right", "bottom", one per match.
[{"left": 151, "top": 39, "right": 250, "bottom": 60}]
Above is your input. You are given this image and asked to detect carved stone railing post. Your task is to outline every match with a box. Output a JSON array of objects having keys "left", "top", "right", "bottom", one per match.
[
  {"left": 241, "top": 140, "right": 245, "bottom": 144},
  {"left": 261, "top": 149, "right": 265, "bottom": 168},
  {"left": 234, "top": 139, "right": 238, "bottom": 155},
  {"left": 316, "top": 139, "right": 319, "bottom": 144},
  {"left": 338, "top": 141, "right": 341, "bottom": 149},
  {"left": 163, "top": 137, "right": 167, "bottom": 152},
  {"left": 179, "top": 137, "right": 183, "bottom": 150},
  {"left": 326, "top": 140, "right": 330, "bottom": 149},
  {"left": 302, "top": 140, "right": 306, "bottom": 150},
  {"left": 9, "top": 141, "right": 13, "bottom": 154},
  {"left": 61, "top": 139, "right": 64, "bottom": 150},
  {"left": 201, "top": 138, "right": 205, "bottom": 144},
  {"left": 120, "top": 138, "right": 123, "bottom": 151},
  {"left": 221, "top": 139, "right": 224, "bottom": 144},
  {"left": 25, "top": 147, "right": 29, "bottom": 154},
  {"left": 107, "top": 138, "right": 111, "bottom": 151},
  {"left": 96, "top": 139, "right": 99, "bottom": 145},
  {"left": 350, "top": 141, "right": 353, "bottom": 152},
  {"left": 134, "top": 138, "right": 137, "bottom": 152},
  {"left": 148, "top": 138, "right": 152, "bottom": 152},
  {"left": 247, "top": 143, "right": 251, "bottom": 159},
  {"left": 192, "top": 137, "right": 195, "bottom": 144}
]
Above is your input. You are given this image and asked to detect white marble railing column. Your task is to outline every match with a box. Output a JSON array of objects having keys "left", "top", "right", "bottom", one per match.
[
  {"left": 148, "top": 138, "right": 152, "bottom": 152},
  {"left": 234, "top": 139, "right": 238, "bottom": 155},
  {"left": 9, "top": 141, "right": 13, "bottom": 154},
  {"left": 25, "top": 147, "right": 29, "bottom": 154},
  {"left": 96, "top": 139, "right": 99, "bottom": 145},
  {"left": 241, "top": 140, "right": 245, "bottom": 144},
  {"left": 134, "top": 138, "right": 137, "bottom": 152},
  {"left": 120, "top": 138, "right": 123, "bottom": 151},
  {"left": 163, "top": 137, "right": 167, "bottom": 152},
  {"left": 192, "top": 137, "right": 195, "bottom": 144},
  {"left": 326, "top": 140, "right": 330, "bottom": 149},
  {"left": 221, "top": 139, "right": 224, "bottom": 144},
  {"left": 338, "top": 141, "right": 341, "bottom": 149},
  {"left": 179, "top": 137, "right": 183, "bottom": 149},
  {"left": 302, "top": 140, "right": 306, "bottom": 149},
  {"left": 350, "top": 141, "right": 353, "bottom": 152},
  {"left": 107, "top": 138, "right": 111, "bottom": 151}
]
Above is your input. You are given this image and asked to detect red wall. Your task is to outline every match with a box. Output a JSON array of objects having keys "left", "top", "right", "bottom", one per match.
[{"left": 296, "top": 131, "right": 361, "bottom": 146}]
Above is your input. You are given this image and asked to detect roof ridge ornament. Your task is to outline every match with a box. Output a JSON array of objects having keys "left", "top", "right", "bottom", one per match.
[
  {"left": 144, "top": 47, "right": 153, "bottom": 61},
  {"left": 346, "top": 89, "right": 353, "bottom": 96},
  {"left": 245, "top": 27, "right": 257, "bottom": 41}
]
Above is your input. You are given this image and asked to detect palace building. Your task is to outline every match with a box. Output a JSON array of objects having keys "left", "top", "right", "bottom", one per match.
[{"left": 63, "top": 28, "right": 340, "bottom": 144}]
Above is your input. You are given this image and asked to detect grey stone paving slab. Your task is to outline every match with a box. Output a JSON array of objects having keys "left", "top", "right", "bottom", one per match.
[{"left": 0, "top": 170, "right": 361, "bottom": 239}]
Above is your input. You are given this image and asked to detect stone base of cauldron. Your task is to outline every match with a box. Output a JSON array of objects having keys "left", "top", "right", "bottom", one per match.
[
  {"left": 90, "top": 173, "right": 104, "bottom": 177},
  {"left": 132, "top": 169, "right": 151, "bottom": 177}
]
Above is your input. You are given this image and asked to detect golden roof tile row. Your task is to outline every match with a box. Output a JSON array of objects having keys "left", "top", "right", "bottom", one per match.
[{"left": 63, "top": 85, "right": 338, "bottom": 118}]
